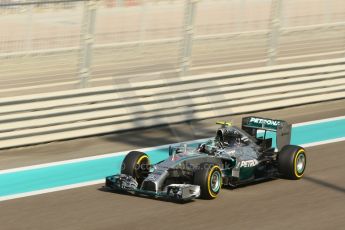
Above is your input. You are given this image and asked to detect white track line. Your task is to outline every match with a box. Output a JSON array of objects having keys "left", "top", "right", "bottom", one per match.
[
  {"left": 0, "top": 180, "right": 103, "bottom": 202},
  {"left": 300, "top": 137, "right": 345, "bottom": 148},
  {"left": 292, "top": 115, "right": 345, "bottom": 127},
  {"left": 0, "top": 152, "right": 127, "bottom": 175}
]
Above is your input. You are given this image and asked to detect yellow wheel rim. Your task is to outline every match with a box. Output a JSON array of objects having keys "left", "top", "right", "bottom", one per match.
[
  {"left": 294, "top": 149, "right": 306, "bottom": 178},
  {"left": 207, "top": 165, "right": 222, "bottom": 198}
]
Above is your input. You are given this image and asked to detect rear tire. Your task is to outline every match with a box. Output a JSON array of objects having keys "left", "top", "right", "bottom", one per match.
[
  {"left": 194, "top": 163, "right": 222, "bottom": 199},
  {"left": 278, "top": 145, "right": 306, "bottom": 180},
  {"left": 121, "top": 151, "right": 150, "bottom": 182}
]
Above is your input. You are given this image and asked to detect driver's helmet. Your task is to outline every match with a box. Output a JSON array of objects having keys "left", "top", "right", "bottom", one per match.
[{"left": 217, "top": 128, "right": 242, "bottom": 145}]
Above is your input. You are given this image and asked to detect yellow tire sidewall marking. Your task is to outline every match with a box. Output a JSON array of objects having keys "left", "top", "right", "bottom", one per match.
[
  {"left": 136, "top": 155, "right": 149, "bottom": 165},
  {"left": 294, "top": 149, "right": 305, "bottom": 178},
  {"left": 135, "top": 155, "right": 149, "bottom": 178},
  {"left": 207, "top": 165, "right": 222, "bottom": 198}
]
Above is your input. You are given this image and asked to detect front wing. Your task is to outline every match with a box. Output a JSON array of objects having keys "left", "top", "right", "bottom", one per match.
[{"left": 105, "top": 174, "right": 200, "bottom": 201}]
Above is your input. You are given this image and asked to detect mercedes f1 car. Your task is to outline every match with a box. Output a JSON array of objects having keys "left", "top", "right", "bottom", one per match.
[{"left": 105, "top": 116, "right": 306, "bottom": 201}]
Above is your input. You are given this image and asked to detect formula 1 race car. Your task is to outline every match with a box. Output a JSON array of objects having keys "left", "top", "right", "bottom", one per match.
[{"left": 105, "top": 116, "right": 306, "bottom": 201}]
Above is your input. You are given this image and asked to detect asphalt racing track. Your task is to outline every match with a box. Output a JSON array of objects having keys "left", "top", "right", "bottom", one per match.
[{"left": 0, "top": 99, "right": 344, "bottom": 230}]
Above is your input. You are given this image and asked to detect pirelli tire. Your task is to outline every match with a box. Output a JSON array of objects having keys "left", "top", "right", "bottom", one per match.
[
  {"left": 194, "top": 163, "right": 222, "bottom": 199},
  {"left": 121, "top": 151, "right": 150, "bottom": 182},
  {"left": 278, "top": 145, "right": 306, "bottom": 180}
]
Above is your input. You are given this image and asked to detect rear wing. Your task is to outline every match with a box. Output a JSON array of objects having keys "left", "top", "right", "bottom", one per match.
[{"left": 241, "top": 116, "right": 291, "bottom": 151}]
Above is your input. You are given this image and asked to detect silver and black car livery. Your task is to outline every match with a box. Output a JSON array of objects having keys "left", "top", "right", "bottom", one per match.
[{"left": 105, "top": 116, "right": 306, "bottom": 201}]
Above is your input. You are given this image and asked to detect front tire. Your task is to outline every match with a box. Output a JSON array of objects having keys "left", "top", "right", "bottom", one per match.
[
  {"left": 121, "top": 151, "right": 150, "bottom": 183},
  {"left": 194, "top": 163, "right": 222, "bottom": 199},
  {"left": 278, "top": 145, "right": 306, "bottom": 180}
]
